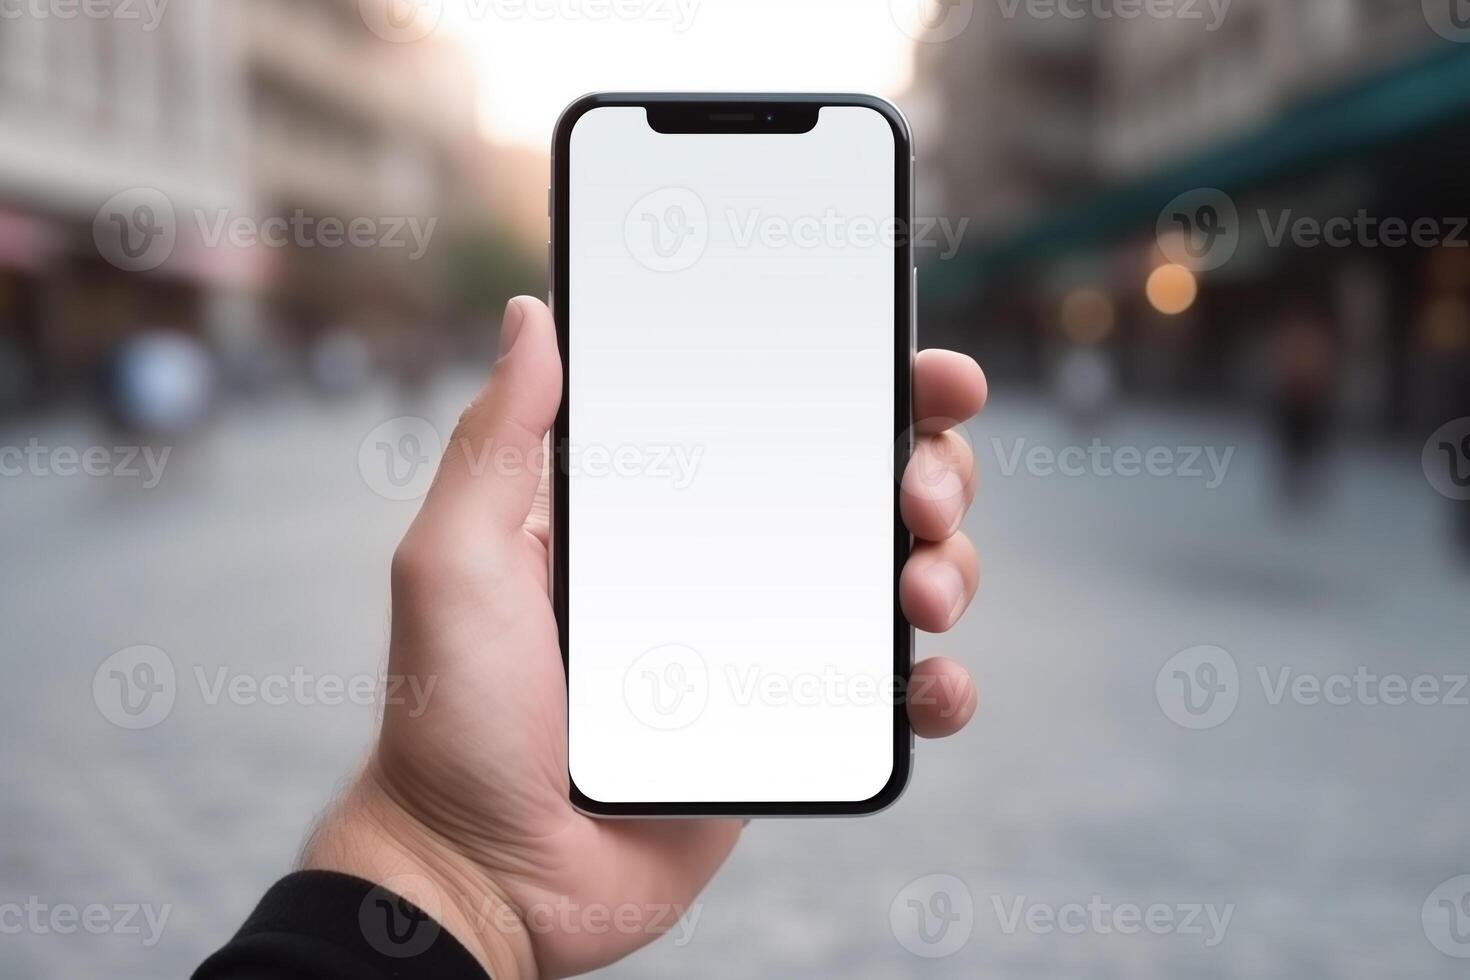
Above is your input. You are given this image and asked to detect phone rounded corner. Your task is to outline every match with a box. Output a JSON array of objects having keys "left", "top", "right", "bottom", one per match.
[
  {"left": 849, "top": 748, "right": 913, "bottom": 816},
  {"left": 552, "top": 93, "right": 617, "bottom": 154},
  {"left": 838, "top": 94, "right": 913, "bottom": 156},
  {"left": 568, "top": 776, "right": 619, "bottom": 819}
]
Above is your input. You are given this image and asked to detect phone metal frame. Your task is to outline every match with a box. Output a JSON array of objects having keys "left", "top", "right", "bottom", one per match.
[{"left": 550, "top": 93, "right": 915, "bottom": 818}]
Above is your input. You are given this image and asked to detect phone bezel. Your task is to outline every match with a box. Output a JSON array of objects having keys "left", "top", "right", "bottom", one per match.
[{"left": 550, "top": 93, "right": 915, "bottom": 817}]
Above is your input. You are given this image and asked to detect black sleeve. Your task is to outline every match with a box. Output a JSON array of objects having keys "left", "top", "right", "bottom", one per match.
[{"left": 193, "top": 871, "right": 491, "bottom": 980}]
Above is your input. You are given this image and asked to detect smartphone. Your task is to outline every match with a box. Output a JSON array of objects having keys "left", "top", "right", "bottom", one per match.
[{"left": 551, "top": 93, "right": 914, "bottom": 817}]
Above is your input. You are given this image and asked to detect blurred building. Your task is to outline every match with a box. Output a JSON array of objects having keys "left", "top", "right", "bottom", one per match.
[
  {"left": 477, "top": 141, "right": 551, "bottom": 257},
  {"left": 915, "top": 1, "right": 1433, "bottom": 236},
  {"left": 0, "top": 0, "right": 485, "bottom": 414},
  {"left": 241, "top": 0, "right": 483, "bottom": 360},
  {"left": 911, "top": 1, "right": 1470, "bottom": 432},
  {"left": 0, "top": 3, "right": 250, "bottom": 407},
  {"left": 1094, "top": 1, "right": 1430, "bottom": 181},
  {"left": 909, "top": 7, "right": 1100, "bottom": 231}
]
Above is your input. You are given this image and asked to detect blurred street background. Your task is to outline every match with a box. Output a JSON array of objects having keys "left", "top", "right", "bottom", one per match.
[{"left": 3, "top": 1, "right": 1470, "bottom": 977}]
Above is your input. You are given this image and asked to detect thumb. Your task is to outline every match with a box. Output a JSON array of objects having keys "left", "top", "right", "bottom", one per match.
[{"left": 421, "top": 297, "right": 562, "bottom": 538}]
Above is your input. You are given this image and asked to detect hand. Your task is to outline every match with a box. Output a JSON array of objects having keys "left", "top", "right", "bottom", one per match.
[{"left": 304, "top": 296, "right": 988, "bottom": 979}]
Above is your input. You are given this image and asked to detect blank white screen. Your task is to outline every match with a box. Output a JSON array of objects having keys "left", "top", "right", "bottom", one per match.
[{"left": 567, "top": 105, "right": 897, "bottom": 804}]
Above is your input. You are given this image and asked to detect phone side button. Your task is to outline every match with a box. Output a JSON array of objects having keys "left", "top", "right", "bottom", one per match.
[{"left": 912, "top": 266, "right": 919, "bottom": 352}]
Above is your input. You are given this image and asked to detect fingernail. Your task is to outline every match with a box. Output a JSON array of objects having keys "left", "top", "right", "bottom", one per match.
[
  {"left": 498, "top": 298, "right": 526, "bottom": 357},
  {"left": 927, "top": 562, "right": 967, "bottom": 624}
]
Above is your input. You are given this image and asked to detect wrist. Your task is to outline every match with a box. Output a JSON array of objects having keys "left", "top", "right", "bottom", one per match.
[{"left": 301, "top": 765, "right": 536, "bottom": 980}]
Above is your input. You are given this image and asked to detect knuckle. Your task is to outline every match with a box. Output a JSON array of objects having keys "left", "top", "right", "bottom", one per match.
[{"left": 391, "top": 529, "right": 492, "bottom": 599}]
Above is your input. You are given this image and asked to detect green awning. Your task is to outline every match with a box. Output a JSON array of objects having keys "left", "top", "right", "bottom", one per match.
[{"left": 933, "top": 40, "right": 1470, "bottom": 294}]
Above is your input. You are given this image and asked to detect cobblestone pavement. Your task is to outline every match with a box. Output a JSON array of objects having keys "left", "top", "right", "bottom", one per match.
[{"left": 2, "top": 378, "right": 1467, "bottom": 978}]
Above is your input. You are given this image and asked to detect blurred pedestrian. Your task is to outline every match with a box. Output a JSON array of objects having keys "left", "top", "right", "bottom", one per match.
[
  {"left": 1418, "top": 300, "right": 1470, "bottom": 561},
  {"left": 1052, "top": 343, "right": 1117, "bottom": 429},
  {"left": 101, "top": 330, "right": 216, "bottom": 437},
  {"left": 387, "top": 325, "right": 439, "bottom": 415},
  {"left": 307, "top": 328, "right": 373, "bottom": 398},
  {"left": 1268, "top": 309, "right": 1339, "bottom": 508}
]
